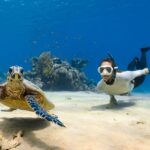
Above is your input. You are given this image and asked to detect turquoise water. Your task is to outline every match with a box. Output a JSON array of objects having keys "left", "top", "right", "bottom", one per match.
[{"left": 0, "top": 0, "right": 150, "bottom": 92}]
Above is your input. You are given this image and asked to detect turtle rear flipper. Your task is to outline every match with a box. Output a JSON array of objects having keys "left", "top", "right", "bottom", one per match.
[
  {"left": 25, "top": 95, "right": 65, "bottom": 127},
  {"left": 1, "top": 108, "right": 16, "bottom": 112}
]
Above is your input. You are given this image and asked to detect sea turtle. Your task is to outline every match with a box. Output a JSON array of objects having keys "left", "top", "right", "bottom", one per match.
[{"left": 0, "top": 66, "right": 65, "bottom": 127}]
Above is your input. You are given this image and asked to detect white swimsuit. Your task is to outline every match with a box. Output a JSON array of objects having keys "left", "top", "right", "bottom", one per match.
[{"left": 97, "top": 69, "right": 146, "bottom": 95}]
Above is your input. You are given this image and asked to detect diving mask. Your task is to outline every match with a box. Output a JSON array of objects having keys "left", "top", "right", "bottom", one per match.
[{"left": 97, "top": 65, "right": 113, "bottom": 76}]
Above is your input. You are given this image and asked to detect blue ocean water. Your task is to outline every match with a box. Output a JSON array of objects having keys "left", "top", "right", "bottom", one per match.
[{"left": 0, "top": 0, "right": 150, "bottom": 92}]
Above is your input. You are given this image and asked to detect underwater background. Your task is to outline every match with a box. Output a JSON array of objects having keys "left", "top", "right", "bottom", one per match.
[{"left": 0, "top": 0, "right": 150, "bottom": 92}]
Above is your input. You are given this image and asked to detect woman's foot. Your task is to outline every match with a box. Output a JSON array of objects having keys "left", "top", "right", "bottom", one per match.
[{"left": 141, "top": 47, "right": 150, "bottom": 52}]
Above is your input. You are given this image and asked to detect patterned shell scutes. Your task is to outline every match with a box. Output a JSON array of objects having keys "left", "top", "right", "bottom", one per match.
[
  {"left": 23, "top": 79, "right": 45, "bottom": 96},
  {"left": 23, "top": 79, "right": 55, "bottom": 111}
]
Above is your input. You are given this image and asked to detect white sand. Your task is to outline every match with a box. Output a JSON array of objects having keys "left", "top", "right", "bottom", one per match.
[{"left": 0, "top": 91, "right": 150, "bottom": 150}]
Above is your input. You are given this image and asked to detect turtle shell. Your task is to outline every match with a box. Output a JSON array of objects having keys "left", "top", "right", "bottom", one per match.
[{"left": 0, "top": 79, "right": 55, "bottom": 111}]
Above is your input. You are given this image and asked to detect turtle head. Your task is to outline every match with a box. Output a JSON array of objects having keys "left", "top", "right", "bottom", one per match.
[{"left": 7, "top": 66, "right": 24, "bottom": 82}]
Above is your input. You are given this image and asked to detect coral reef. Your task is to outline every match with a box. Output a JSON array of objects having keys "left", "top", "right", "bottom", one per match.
[
  {"left": 0, "top": 130, "right": 23, "bottom": 150},
  {"left": 25, "top": 52, "right": 96, "bottom": 91},
  {"left": 71, "top": 58, "right": 88, "bottom": 71}
]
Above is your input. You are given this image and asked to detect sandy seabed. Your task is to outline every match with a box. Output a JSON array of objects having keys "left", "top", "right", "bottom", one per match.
[{"left": 0, "top": 91, "right": 150, "bottom": 150}]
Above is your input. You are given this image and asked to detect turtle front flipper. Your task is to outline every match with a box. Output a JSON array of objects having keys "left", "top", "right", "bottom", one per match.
[{"left": 25, "top": 95, "right": 65, "bottom": 127}]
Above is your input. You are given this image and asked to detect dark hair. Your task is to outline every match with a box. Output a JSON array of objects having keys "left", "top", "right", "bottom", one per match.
[
  {"left": 99, "top": 57, "right": 123, "bottom": 73},
  {"left": 99, "top": 58, "right": 116, "bottom": 68}
]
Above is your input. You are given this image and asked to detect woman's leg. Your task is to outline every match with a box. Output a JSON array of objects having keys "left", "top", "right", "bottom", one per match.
[
  {"left": 134, "top": 47, "right": 150, "bottom": 88},
  {"left": 139, "top": 47, "right": 150, "bottom": 68},
  {"left": 127, "top": 57, "right": 140, "bottom": 71}
]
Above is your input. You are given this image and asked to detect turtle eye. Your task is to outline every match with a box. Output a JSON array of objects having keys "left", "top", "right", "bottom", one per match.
[
  {"left": 9, "top": 68, "right": 13, "bottom": 74},
  {"left": 20, "top": 68, "right": 24, "bottom": 74}
]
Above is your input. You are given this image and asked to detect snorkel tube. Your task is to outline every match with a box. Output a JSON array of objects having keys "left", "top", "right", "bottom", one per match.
[{"left": 107, "top": 52, "right": 118, "bottom": 78}]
